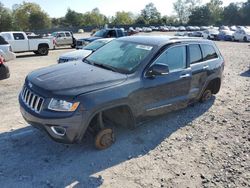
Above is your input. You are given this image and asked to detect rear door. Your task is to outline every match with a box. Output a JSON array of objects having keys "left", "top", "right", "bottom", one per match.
[
  {"left": 188, "top": 44, "right": 207, "bottom": 99},
  {"left": 65, "top": 32, "right": 73, "bottom": 45},
  {"left": 140, "top": 45, "right": 192, "bottom": 117}
]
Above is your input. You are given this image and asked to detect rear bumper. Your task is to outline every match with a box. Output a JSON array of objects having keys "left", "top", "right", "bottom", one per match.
[{"left": 19, "top": 95, "right": 90, "bottom": 144}]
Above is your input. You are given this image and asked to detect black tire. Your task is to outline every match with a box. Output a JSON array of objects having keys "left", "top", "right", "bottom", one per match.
[
  {"left": 243, "top": 37, "right": 248, "bottom": 42},
  {"left": 38, "top": 46, "right": 49, "bottom": 56},
  {"left": 95, "top": 128, "right": 115, "bottom": 150},
  {"left": 200, "top": 89, "right": 212, "bottom": 103}
]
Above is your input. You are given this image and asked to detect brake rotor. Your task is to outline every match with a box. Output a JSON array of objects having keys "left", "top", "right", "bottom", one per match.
[{"left": 95, "top": 128, "right": 115, "bottom": 150}]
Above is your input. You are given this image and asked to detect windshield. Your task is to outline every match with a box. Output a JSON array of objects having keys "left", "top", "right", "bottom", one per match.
[
  {"left": 51, "top": 32, "right": 57, "bottom": 37},
  {"left": 86, "top": 40, "right": 153, "bottom": 73},
  {"left": 93, "top": 29, "right": 107, "bottom": 37},
  {"left": 83, "top": 40, "right": 108, "bottom": 51}
]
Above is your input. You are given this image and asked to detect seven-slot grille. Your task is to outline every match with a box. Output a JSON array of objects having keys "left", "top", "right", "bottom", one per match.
[{"left": 21, "top": 86, "right": 44, "bottom": 113}]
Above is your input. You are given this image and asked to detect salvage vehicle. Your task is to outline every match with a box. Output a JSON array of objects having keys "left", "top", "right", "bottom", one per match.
[
  {"left": 0, "top": 55, "right": 10, "bottom": 80},
  {"left": 76, "top": 28, "right": 125, "bottom": 49},
  {"left": 58, "top": 38, "right": 114, "bottom": 63},
  {"left": 232, "top": 29, "right": 250, "bottom": 42},
  {"left": 202, "top": 29, "right": 219, "bottom": 40},
  {"left": 51, "top": 31, "right": 76, "bottom": 48},
  {"left": 217, "top": 30, "right": 234, "bottom": 41},
  {"left": 0, "top": 36, "right": 16, "bottom": 61},
  {"left": 19, "top": 36, "right": 224, "bottom": 149},
  {"left": 0, "top": 31, "right": 54, "bottom": 55}
]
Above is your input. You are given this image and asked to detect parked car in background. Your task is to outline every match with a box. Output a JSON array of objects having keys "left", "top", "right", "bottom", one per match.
[
  {"left": 51, "top": 31, "right": 76, "bottom": 48},
  {"left": 0, "top": 31, "right": 54, "bottom": 55},
  {"left": 19, "top": 36, "right": 224, "bottom": 149},
  {"left": 217, "top": 30, "right": 234, "bottom": 41},
  {"left": 76, "top": 28, "right": 126, "bottom": 49},
  {"left": 58, "top": 38, "right": 114, "bottom": 63},
  {"left": 232, "top": 29, "right": 250, "bottom": 42},
  {"left": 0, "top": 55, "right": 10, "bottom": 80},
  {"left": 178, "top": 26, "right": 186, "bottom": 31},
  {"left": 0, "top": 36, "right": 16, "bottom": 61},
  {"left": 202, "top": 29, "right": 219, "bottom": 40}
]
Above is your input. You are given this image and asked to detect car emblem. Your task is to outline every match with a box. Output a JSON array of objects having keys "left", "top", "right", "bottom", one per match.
[{"left": 28, "top": 82, "right": 33, "bottom": 88}]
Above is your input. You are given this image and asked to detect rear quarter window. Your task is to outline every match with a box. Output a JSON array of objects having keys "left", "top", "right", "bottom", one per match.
[{"left": 201, "top": 44, "right": 218, "bottom": 61}]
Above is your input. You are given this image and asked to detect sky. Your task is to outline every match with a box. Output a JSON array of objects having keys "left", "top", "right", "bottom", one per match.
[{"left": 1, "top": 0, "right": 245, "bottom": 18}]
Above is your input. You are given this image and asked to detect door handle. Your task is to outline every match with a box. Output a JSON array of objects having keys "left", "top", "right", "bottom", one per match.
[
  {"left": 180, "top": 73, "right": 191, "bottom": 78},
  {"left": 203, "top": 65, "right": 209, "bottom": 70}
]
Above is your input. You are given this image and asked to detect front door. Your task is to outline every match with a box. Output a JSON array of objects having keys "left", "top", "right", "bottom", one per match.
[{"left": 139, "top": 45, "right": 192, "bottom": 118}]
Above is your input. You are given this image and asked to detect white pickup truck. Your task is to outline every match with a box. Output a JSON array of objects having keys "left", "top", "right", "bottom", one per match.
[{"left": 0, "top": 32, "right": 54, "bottom": 56}]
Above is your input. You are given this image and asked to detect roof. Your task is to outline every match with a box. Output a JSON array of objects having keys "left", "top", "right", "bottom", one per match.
[{"left": 117, "top": 35, "right": 212, "bottom": 46}]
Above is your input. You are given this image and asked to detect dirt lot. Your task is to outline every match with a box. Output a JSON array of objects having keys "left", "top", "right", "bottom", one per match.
[{"left": 0, "top": 32, "right": 249, "bottom": 188}]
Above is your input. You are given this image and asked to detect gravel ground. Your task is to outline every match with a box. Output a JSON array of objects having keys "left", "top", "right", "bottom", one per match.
[{"left": 0, "top": 32, "right": 249, "bottom": 188}]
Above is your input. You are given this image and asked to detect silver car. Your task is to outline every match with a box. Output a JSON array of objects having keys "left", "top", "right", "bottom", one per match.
[{"left": 58, "top": 38, "right": 114, "bottom": 63}]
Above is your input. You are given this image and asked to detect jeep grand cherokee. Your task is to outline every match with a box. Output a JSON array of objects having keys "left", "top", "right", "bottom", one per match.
[{"left": 19, "top": 36, "right": 224, "bottom": 149}]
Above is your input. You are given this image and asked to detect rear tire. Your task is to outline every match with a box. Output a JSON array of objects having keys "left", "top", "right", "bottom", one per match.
[
  {"left": 244, "top": 37, "right": 248, "bottom": 42},
  {"left": 200, "top": 89, "right": 212, "bottom": 103},
  {"left": 38, "top": 46, "right": 49, "bottom": 56}
]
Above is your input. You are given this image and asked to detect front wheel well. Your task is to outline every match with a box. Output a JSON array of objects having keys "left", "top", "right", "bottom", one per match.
[
  {"left": 88, "top": 105, "right": 135, "bottom": 131},
  {"left": 206, "top": 78, "right": 221, "bottom": 94}
]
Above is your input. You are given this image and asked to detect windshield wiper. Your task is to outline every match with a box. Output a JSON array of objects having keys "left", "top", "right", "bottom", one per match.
[
  {"left": 93, "top": 62, "right": 118, "bottom": 72},
  {"left": 83, "top": 59, "right": 93, "bottom": 65}
]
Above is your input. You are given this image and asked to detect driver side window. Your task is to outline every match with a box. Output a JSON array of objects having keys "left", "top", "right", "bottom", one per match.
[{"left": 154, "top": 46, "right": 187, "bottom": 72}]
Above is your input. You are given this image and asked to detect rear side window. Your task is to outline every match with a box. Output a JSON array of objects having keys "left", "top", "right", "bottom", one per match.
[
  {"left": 154, "top": 46, "right": 187, "bottom": 71},
  {"left": 57, "top": 33, "right": 66, "bottom": 37},
  {"left": 189, "top": 44, "right": 202, "bottom": 64},
  {"left": 65, "top": 32, "right": 71, "bottom": 37},
  {"left": 13, "top": 33, "right": 25, "bottom": 40},
  {"left": 201, "top": 44, "right": 218, "bottom": 61}
]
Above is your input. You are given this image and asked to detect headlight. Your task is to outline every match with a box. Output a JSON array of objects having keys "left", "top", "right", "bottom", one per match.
[{"left": 48, "top": 99, "right": 80, "bottom": 112}]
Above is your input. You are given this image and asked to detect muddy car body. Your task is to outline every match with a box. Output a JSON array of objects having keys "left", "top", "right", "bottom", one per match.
[{"left": 19, "top": 36, "right": 224, "bottom": 149}]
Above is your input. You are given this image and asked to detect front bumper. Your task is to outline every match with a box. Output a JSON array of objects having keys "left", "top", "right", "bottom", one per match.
[{"left": 19, "top": 94, "right": 89, "bottom": 144}]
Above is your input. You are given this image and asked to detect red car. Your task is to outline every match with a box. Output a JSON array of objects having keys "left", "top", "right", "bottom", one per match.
[{"left": 0, "top": 55, "right": 10, "bottom": 80}]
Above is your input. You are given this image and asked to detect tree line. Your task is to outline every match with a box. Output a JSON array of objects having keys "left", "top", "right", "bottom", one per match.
[{"left": 0, "top": 0, "right": 250, "bottom": 32}]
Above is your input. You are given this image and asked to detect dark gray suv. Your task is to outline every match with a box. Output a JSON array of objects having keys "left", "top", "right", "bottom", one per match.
[{"left": 19, "top": 36, "right": 224, "bottom": 149}]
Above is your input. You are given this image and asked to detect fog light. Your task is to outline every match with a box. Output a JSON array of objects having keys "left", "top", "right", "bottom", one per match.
[{"left": 51, "top": 126, "right": 66, "bottom": 136}]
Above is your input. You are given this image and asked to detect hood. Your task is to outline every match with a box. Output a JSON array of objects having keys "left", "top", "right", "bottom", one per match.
[
  {"left": 78, "top": 36, "right": 102, "bottom": 42},
  {"left": 27, "top": 61, "right": 127, "bottom": 98},
  {"left": 60, "top": 50, "right": 92, "bottom": 60}
]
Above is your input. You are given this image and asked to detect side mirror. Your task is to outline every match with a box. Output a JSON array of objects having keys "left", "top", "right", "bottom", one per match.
[{"left": 146, "top": 63, "right": 169, "bottom": 78}]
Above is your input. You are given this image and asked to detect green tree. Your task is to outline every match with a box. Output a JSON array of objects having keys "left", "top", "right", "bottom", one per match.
[
  {"left": 223, "top": 3, "right": 242, "bottom": 25},
  {"left": 0, "top": 3, "right": 13, "bottom": 31},
  {"left": 65, "top": 9, "right": 83, "bottom": 27},
  {"left": 161, "top": 15, "right": 179, "bottom": 25},
  {"left": 29, "top": 11, "right": 51, "bottom": 30},
  {"left": 141, "top": 3, "right": 161, "bottom": 24},
  {"left": 188, "top": 6, "right": 212, "bottom": 26},
  {"left": 83, "top": 8, "right": 107, "bottom": 27},
  {"left": 241, "top": 0, "right": 250, "bottom": 25},
  {"left": 206, "top": 0, "right": 223, "bottom": 25},
  {"left": 173, "top": 0, "right": 201, "bottom": 24},
  {"left": 112, "top": 11, "right": 134, "bottom": 25},
  {"left": 13, "top": 2, "right": 41, "bottom": 30}
]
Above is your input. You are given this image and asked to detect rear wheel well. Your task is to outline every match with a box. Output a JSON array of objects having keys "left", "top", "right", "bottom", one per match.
[
  {"left": 38, "top": 43, "right": 49, "bottom": 49},
  {"left": 206, "top": 78, "right": 221, "bottom": 94},
  {"left": 88, "top": 105, "right": 135, "bottom": 132}
]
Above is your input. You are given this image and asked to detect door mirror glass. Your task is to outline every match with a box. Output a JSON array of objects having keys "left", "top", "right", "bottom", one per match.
[{"left": 146, "top": 64, "right": 169, "bottom": 77}]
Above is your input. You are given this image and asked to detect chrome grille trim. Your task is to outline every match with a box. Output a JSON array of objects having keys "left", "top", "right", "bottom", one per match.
[{"left": 21, "top": 86, "right": 44, "bottom": 113}]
